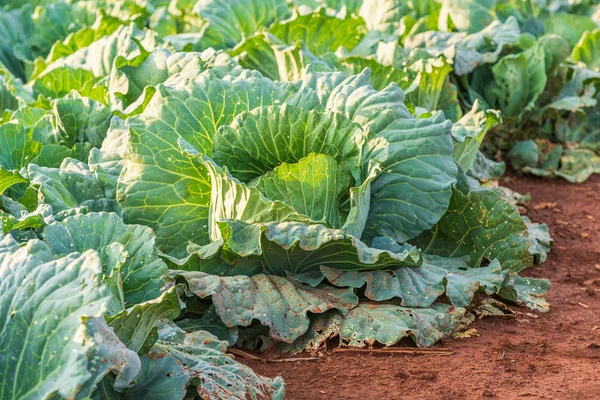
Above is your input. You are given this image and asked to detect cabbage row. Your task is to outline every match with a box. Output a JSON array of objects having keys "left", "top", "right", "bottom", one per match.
[{"left": 0, "top": 1, "right": 566, "bottom": 399}]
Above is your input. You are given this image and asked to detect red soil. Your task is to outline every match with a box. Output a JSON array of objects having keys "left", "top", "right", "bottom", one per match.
[{"left": 239, "top": 174, "right": 600, "bottom": 400}]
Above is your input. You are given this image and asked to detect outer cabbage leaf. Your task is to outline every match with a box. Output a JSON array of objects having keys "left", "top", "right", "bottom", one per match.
[
  {"left": 74, "top": 316, "right": 142, "bottom": 397},
  {"left": 0, "top": 241, "right": 140, "bottom": 400},
  {"left": 27, "top": 159, "right": 114, "bottom": 214},
  {"left": 499, "top": 275, "right": 551, "bottom": 312},
  {"left": 340, "top": 302, "right": 466, "bottom": 347},
  {"left": 230, "top": 33, "right": 333, "bottom": 82},
  {"left": 0, "top": 199, "right": 51, "bottom": 235},
  {"left": 217, "top": 220, "right": 422, "bottom": 275},
  {"left": 42, "top": 212, "right": 168, "bottom": 307},
  {"left": 88, "top": 117, "right": 129, "bottom": 199},
  {"left": 31, "top": 143, "right": 92, "bottom": 168},
  {"left": 508, "top": 141, "right": 600, "bottom": 183},
  {"left": 7, "top": 106, "right": 53, "bottom": 144},
  {"left": 485, "top": 44, "right": 547, "bottom": 118},
  {"left": 155, "top": 327, "right": 285, "bottom": 399},
  {"left": 0, "top": 66, "right": 30, "bottom": 111},
  {"left": 468, "top": 151, "right": 506, "bottom": 183},
  {"left": 286, "top": 302, "right": 467, "bottom": 350},
  {"left": 108, "top": 48, "right": 172, "bottom": 110},
  {"left": 544, "top": 14, "right": 597, "bottom": 48},
  {"left": 33, "top": 11, "right": 129, "bottom": 73},
  {"left": 109, "top": 49, "right": 249, "bottom": 111},
  {"left": 524, "top": 217, "right": 552, "bottom": 264},
  {"left": 439, "top": 0, "right": 496, "bottom": 33},
  {"left": 172, "top": 271, "right": 358, "bottom": 343},
  {"left": 413, "top": 188, "right": 533, "bottom": 272},
  {"left": 302, "top": 70, "right": 412, "bottom": 134},
  {"left": 405, "top": 56, "right": 454, "bottom": 113},
  {"left": 163, "top": 50, "right": 249, "bottom": 84},
  {"left": 18, "top": 2, "right": 97, "bottom": 62},
  {"left": 105, "top": 287, "right": 183, "bottom": 352},
  {"left": 53, "top": 93, "right": 112, "bottom": 148},
  {"left": 270, "top": 8, "right": 367, "bottom": 56},
  {"left": 451, "top": 100, "right": 501, "bottom": 171},
  {"left": 175, "top": 304, "right": 239, "bottom": 346},
  {"left": 31, "top": 67, "right": 107, "bottom": 102},
  {"left": 280, "top": 310, "right": 342, "bottom": 353},
  {"left": 332, "top": 55, "right": 414, "bottom": 91},
  {"left": 320, "top": 257, "right": 505, "bottom": 307},
  {"left": 94, "top": 348, "right": 188, "bottom": 400},
  {"left": 0, "top": 2, "right": 97, "bottom": 79},
  {"left": 358, "top": 0, "right": 405, "bottom": 35},
  {"left": 121, "top": 139, "right": 311, "bottom": 260},
  {"left": 33, "top": 24, "right": 158, "bottom": 80},
  {"left": 0, "top": 122, "right": 41, "bottom": 171},
  {"left": 556, "top": 148, "right": 600, "bottom": 183},
  {"left": 363, "top": 111, "right": 458, "bottom": 242},
  {"left": 405, "top": 17, "right": 520, "bottom": 75},
  {"left": 0, "top": 167, "right": 27, "bottom": 195},
  {"left": 572, "top": 29, "right": 600, "bottom": 71},
  {"left": 193, "top": 0, "right": 290, "bottom": 50},
  {"left": 0, "top": 7, "right": 30, "bottom": 79}
]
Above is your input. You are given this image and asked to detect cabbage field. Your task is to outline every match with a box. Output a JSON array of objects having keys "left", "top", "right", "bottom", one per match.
[{"left": 1, "top": 0, "right": 599, "bottom": 399}]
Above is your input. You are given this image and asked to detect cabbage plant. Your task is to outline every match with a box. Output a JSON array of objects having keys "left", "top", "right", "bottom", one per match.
[{"left": 0, "top": 0, "right": 567, "bottom": 398}]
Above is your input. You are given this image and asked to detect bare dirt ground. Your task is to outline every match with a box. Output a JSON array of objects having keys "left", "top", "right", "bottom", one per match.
[{"left": 240, "top": 175, "right": 600, "bottom": 400}]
